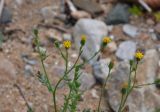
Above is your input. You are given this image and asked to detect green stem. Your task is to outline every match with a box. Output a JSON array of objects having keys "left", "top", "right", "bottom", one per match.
[
  {"left": 119, "top": 62, "right": 138, "bottom": 112},
  {"left": 36, "top": 37, "right": 55, "bottom": 112},
  {"left": 97, "top": 70, "right": 111, "bottom": 112},
  {"left": 53, "top": 49, "right": 69, "bottom": 112},
  {"left": 118, "top": 94, "right": 125, "bottom": 112},
  {"left": 66, "top": 46, "right": 82, "bottom": 74},
  {"left": 62, "top": 47, "right": 83, "bottom": 112},
  {"left": 134, "top": 82, "right": 156, "bottom": 88},
  {"left": 62, "top": 89, "right": 72, "bottom": 112}
]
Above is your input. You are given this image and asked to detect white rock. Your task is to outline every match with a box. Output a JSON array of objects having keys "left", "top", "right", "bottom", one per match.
[
  {"left": 123, "top": 24, "right": 139, "bottom": 38},
  {"left": 73, "top": 19, "right": 108, "bottom": 64}
]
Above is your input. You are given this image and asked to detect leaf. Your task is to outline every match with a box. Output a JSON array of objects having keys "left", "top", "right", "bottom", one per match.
[
  {"left": 108, "top": 61, "right": 114, "bottom": 70},
  {"left": 129, "top": 5, "right": 142, "bottom": 16},
  {"left": 0, "top": 31, "right": 4, "bottom": 46}
]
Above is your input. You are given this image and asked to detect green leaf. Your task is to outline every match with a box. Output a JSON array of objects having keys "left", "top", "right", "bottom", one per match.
[
  {"left": 0, "top": 31, "right": 4, "bottom": 46},
  {"left": 108, "top": 61, "right": 114, "bottom": 70},
  {"left": 154, "top": 12, "right": 160, "bottom": 22},
  {"left": 33, "top": 29, "right": 38, "bottom": 36},
  {"left": 154, "top": 79, "right": 160, "bottom": 84},
  {"left": 129, "top": 5, "right": 142, "bottom": 16}
]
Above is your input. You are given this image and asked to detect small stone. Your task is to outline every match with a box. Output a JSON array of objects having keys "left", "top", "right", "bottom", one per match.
[
  {"left": 40, "top": 6, "right": 57, "bottom": 23},
  {"left": 24, "top": 65, "right": 34, "bottom": 76},
  {"left": 105, "top": 4, "right": 130, "bottom": 25},
  {"left": 107, "top": 41, "right": 117, "bottom": 52},
  {"left": 155, "top": 23, "right": 160, "bottom": 33},
  {"left": 79, "top": 72, "right": 96, "bottom": 91},
  {"left": 63, "top": 33, "right": 72, "bottom": 41},
  {"left": 91, "top": 89, "right": 99, "bottom": 99},
  {"left": 123, "top": 24, "right": 139, "bottom": 38},
  {"left": 0, "top": 56, "right": 17, "bottom": 83},
  {"left": 72, "top": 0, "right": 103, "bottom": 15},
  {"left": 0, "top": 7, "right": 12, "bottom": 24},
  {"left": 71, "top": 11, "right": 91, "bottom": 19},
  {"left": 146, "top": 19, "right": 155, "bottom": 25},
  {"left": 92, "top": 58, "right": 111, "bottom": 84},
  {"left": 116, "top": 41, "right": 136, "bottom": 60}
]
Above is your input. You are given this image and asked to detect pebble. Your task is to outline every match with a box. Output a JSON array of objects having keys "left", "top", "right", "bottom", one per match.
[{"left": 116, "top": 41, "right": 136, "bottom": 60}]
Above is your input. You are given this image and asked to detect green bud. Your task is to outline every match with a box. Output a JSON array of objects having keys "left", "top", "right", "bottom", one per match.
[
  {"left": 54, "top": 41, "right": 60, "bottom": 48},
  {"left": 33, "top": 29, "right": 38, "bottom": 36},
  {"left": 121, "top": 88, "right": 127, "bottom": 95},
  {"left": 108, "top": 61, "right": 114, "bottom": 70}
]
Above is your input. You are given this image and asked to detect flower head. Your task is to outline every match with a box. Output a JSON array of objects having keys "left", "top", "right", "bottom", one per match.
[
  {"left": 121, "top": 82, "right": 128, "bottom": 94},
  {"left": 102, "top": 37, "right": 112, "bottom": 47},
  {"left": 63, "top": 40, "right": 71, "bottom": 49},
  {"left": 80, "top": 35, "right": 87, "bottom": 46},
  {"left": 135, "top": 51, "right": 144, "bottom": 61}
]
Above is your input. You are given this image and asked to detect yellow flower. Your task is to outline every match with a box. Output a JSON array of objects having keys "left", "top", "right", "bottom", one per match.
[
  {"left": 63, "top": 40, "right": 71, "bottom": 49},
  {"left": 102, "top": 37, "right": 112, "bottom": 45},
  {"left": 81, "top": 35, "right": 87, "bottom": 46},
  {"left": 135, "top": 51, "right": 144, "bottom": 61},
  {"left": 81, "top": 35, "right": 86, "bottom": 41},
  {"left": 121, "top": 82, "right": 128, "bottom": 89}
]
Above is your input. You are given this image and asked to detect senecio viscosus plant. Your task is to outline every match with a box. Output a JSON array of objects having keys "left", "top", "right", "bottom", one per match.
[{"left": 31, "top": 29, "right": 160, "bottom": 112}]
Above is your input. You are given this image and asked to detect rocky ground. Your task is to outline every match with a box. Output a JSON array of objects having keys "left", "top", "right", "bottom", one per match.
[{"left": 0, "top": 0, "right": 160, "bottom": 112}]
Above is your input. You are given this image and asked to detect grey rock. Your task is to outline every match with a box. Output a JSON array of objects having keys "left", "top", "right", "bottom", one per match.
[
  {"left": 21, "top": 54, "right": 37, "bottom": 65},
  {"left": 136, "top": 49, "right": 159, "bottom": 83},
  {"left": 73, "top": 19, "right": 108, "bottom": 64},
  {"left": 0, "top": 56, "right": 17, "bottom": 84},
  {"left": 0, "top": 7, "right": 12, "bottom": 24},
  {"left": 15, "top": 0, "right": 24, "bottom": 5},
  {"left": 107, "top": 50, "right": 160, "bottom": 112},
  {"left": 72, "top": 0, "right": 103, "bottom": 15},
  {"left": 92, "top": 58, "right": 110, "bottom": 84},
  {"left": 52, "top": 66, "right": 96, "bottom": 91},
  {"left": 24, "top": 65, "right": 34, "bottom": 76},
  {"left": 123, "top": 24, "right": 139, "bottom": 38},
  {"left": 40, "top": 6, "right": 57, "bottom": 23},
  {"left": 79, "top": 72, "right": 96, "bottom": 91},
  {"left": 116, "top": 41, "right": 136, "bottom": 60},
  {"left": 63, "top": 33, "right": 72, "bottom": 41},
  {"left": 107, "top": 41, "right": 117, "bottom": 52},
  {"left": 105, "top": 4, "right": 130, "bottom": 25}
]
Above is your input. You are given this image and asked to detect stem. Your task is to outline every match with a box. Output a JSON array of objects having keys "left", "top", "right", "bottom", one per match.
[
  {"left": 97, "top": 70, "right": 111, "bottom": 112},
  {"left": 80, "top": 49, "right": 101, "bottom": 68},
  {"left": 118, "top": 94, "right": 125, "bottom": 112},
  {"left": 62, "top": 89, "right": 72, "bottom": 112},
  {"left": 119, "top": 62, "right": 138, "bottom": 112},
  {"left": 53, "top": 49, "right": 69, "bottom": 112},
  {"left": 134, "top": 82, "right": 156, "bottom": 88},
  {"left": 62, "top": 47, "right": 83, "bottom": 112},
  {"left": 66, "top": 46, "right": 82, "bottom": 74}
]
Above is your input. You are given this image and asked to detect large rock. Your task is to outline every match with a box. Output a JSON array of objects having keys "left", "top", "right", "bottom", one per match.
[
  {"left": 106, "top": 49, "right": 160, "bottom": 112},
  {"left": 105, "top": 4, "right": 130, "bottom": 25},
  {"left": 136, "top": 49, "right": 159, "bottom": 84},
  {"left": 73, "top": 19, "right": 108, "bottom": 64},
  {"left": 116, "top": 41, "right": 136, "bottom": 60}
]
